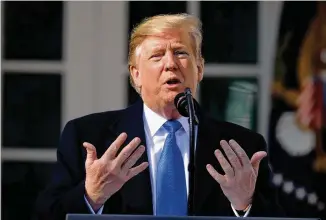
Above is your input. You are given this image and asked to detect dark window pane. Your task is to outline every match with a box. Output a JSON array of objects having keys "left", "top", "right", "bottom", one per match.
[
  {"left": 201, "top": 1, "right": 257, "bottom": 63},
  {"left": 127, "top": 74, "right": 141, "bottom": 106},
  {"left": 127, "top": 1, "right": 187, "bottom": 60},
  {"left": 1, "top": 162, "right": 55, "bottom": 220},
  {"left": 199, "top": 77, "right": 258, "bottom": 131},
  {"left": 3, "top": 1, "right": 64, "bottom": 60},
  {"left": 2, "top": 73, "right": 62, "bottom": 148}
]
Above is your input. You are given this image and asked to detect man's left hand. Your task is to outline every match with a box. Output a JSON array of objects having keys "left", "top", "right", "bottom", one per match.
[{"left": 206, "top": 139, "right": 267, "bottom": 210}]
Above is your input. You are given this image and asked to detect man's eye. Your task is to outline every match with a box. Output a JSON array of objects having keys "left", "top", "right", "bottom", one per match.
[
  {"left": 151, "top": 54, "right": 163, "bottom": 58},
  {"left": 175, "top": 51, "right": 188, "bottom": 56}
]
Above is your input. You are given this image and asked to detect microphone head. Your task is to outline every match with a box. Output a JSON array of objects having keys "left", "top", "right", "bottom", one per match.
[{"left": 174, "top": 92, "right": 189, "bottom": 117}]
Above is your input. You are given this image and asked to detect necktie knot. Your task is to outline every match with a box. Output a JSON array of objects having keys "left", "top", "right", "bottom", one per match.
[{"left": 163, "top": 120, "right": 182, "bottom": 134}]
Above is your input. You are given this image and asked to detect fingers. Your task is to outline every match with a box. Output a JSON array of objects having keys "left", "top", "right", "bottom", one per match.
[
  {"left": 228, "top": 140, "right": 251, "bottom": 168},
  {"left": 250, "top": 151, "right": 267, "bottom": 174},
  {"left": 121, "top": 145, "right": 146, "bottom": 174},
  {"left": 220, "top": 140, "right": 242, "bottom": 170},
  {"left": 102, "top": 132, "right": 128, "bottom": 160},
  {"left": 115, "top": 137, "right": 141, "bottom": 168},
  {"left": 206, "top": 164, "right": 226, "bottom": 185},
  {"left": 214, "top": 149, "right": 234, "bottom": 177},
  {"left": 126, "top": 162, "right": 149, "bottom": 180},
  {"left": 83, "top": 142, "right": 98, "bottom": 167}
]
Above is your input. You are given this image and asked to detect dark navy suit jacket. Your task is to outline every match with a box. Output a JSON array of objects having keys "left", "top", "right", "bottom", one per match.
[{"left": 36, "top": 100, "right": 285, "bottom": 220}]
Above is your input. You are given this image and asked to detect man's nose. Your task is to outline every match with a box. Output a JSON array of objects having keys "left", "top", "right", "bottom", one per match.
[{"left": 164, "top": 52, "right": 178, "bottom": 71}]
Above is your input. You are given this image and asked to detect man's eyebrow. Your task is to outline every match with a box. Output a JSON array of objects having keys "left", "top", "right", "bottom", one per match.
[
  {"left": 171, "top": 43, "right": 188, "bottom": 48},
  {"left": 173, "top": 45, "right": 187, "bottom": 50},
  {"left": 151, "top": 46, "right": 165, "bottom": 51}
]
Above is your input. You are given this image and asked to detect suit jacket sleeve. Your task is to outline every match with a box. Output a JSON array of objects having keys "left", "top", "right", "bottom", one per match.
[
  {"left": 35, "top": 120, "right": 91, "bottom": 220},
  {"left": 249, "top": 134, "right": 286, "bottom": 217}
]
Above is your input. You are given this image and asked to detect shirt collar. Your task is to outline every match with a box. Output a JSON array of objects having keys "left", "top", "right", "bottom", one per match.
[{"left": 143, "top": 103, "right": 189, "bottom": 137}]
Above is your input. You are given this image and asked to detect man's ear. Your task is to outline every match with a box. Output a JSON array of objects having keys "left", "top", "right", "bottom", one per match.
[
  {"left": 197, "top": 59, "right": 204, "bottom": 83},
  {"left": 130, "top": 65, "right": 142, "bottom": 87}
]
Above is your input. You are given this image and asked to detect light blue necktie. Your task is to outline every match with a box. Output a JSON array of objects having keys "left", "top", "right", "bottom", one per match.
[{"left": 156, "top": 120, "right": 187, "bottom": 216}]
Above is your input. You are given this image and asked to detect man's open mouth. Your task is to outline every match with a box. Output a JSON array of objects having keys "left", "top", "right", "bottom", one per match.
[{"left": 166, "top": 79, "right": 181, "bottom": 85}]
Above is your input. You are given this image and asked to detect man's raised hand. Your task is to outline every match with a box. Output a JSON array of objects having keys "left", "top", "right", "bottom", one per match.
[{"left": 83, "top": 132, "right": 148, "bottom": 211}]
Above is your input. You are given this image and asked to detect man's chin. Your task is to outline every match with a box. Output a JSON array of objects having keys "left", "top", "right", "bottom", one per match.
[{"left": 161, "top": 91, "right": 179, "bottom": 104}]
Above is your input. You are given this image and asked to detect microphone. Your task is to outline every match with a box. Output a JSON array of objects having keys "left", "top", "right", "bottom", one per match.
[
  {"left": 174, "top": 88, "right": 198, "bottom": 216},
  {"left": 174, "top": 89, "right": 199, "bottom": 124},
  {"left": 174, "top": 92, "right": 189, "bottom": 117}
]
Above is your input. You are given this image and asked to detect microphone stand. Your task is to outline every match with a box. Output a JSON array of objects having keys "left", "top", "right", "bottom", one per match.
[{"left": 184, "top": 88, "right": 199, "bottom": 216}]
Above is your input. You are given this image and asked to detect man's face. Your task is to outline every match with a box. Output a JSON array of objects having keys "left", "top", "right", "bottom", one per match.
[{"left": 130, "top": 29, "right": 204, "bottom": 109}]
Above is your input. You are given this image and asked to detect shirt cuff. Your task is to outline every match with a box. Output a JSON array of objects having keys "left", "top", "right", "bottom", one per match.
[
  {"left": 231, "top": 203, "right": 252, "bottom": 217},
  {"left": 84, "top": 195, "right": 104, "bottom": 214}
]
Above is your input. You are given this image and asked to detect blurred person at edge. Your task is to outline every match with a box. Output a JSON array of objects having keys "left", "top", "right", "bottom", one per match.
[{"left": 36, "top": 13, "right": 285, "bottom": 220}]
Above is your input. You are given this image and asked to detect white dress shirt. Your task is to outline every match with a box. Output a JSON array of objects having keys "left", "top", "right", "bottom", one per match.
[{"left": 85, "top": 103, "right": 251, "bottom": 217}]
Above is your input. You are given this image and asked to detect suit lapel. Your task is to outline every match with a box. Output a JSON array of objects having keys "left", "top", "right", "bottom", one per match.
[{"left": 108, "top": 101, "right": 153, "bottom": 214}]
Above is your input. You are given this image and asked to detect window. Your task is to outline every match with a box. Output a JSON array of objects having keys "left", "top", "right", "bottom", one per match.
[
  {"left": 2, "top": 1, "right": 64, "bottom": 150},
  {"left": 2, "top": 73, "right": 62, "bottom": 148},
  {"left": 1, "top": 3, "right": 65, "bottom": 219},
  {"left": 200, "top": 1, "right": 258, "bottom": 63},
  {"left": 3, "top": 1, "right": 64, "bottom": 60},
  {"left": 200, "top": 77, "right": 258, "bottom": 131}
]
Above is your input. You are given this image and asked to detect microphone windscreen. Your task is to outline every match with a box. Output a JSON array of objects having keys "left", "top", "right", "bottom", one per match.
[{"left": 174, "top": 92, "right": 189, "bottom": 117}]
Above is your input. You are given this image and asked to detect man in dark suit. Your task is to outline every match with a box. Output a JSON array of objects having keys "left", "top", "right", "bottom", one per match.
[{"left": 36, "top": 13, "right": 284, "bottom": 220}]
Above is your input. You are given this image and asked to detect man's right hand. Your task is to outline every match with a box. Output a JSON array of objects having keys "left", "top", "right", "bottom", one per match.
[{"left": 83, "top": 132, "right": 148, "bottom": 211}]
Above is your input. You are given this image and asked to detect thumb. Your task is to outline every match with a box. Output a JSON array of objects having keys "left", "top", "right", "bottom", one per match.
[
  {"left": 250, "top": 151, "right": 267, "bottom": 174},
  {"left": 83, "top": 142, "right": 98, "bottom": 167}
]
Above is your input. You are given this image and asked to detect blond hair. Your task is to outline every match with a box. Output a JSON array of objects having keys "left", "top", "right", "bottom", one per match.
[{"left": 128, "top": 13, "right": 204, "bottom": 93}]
